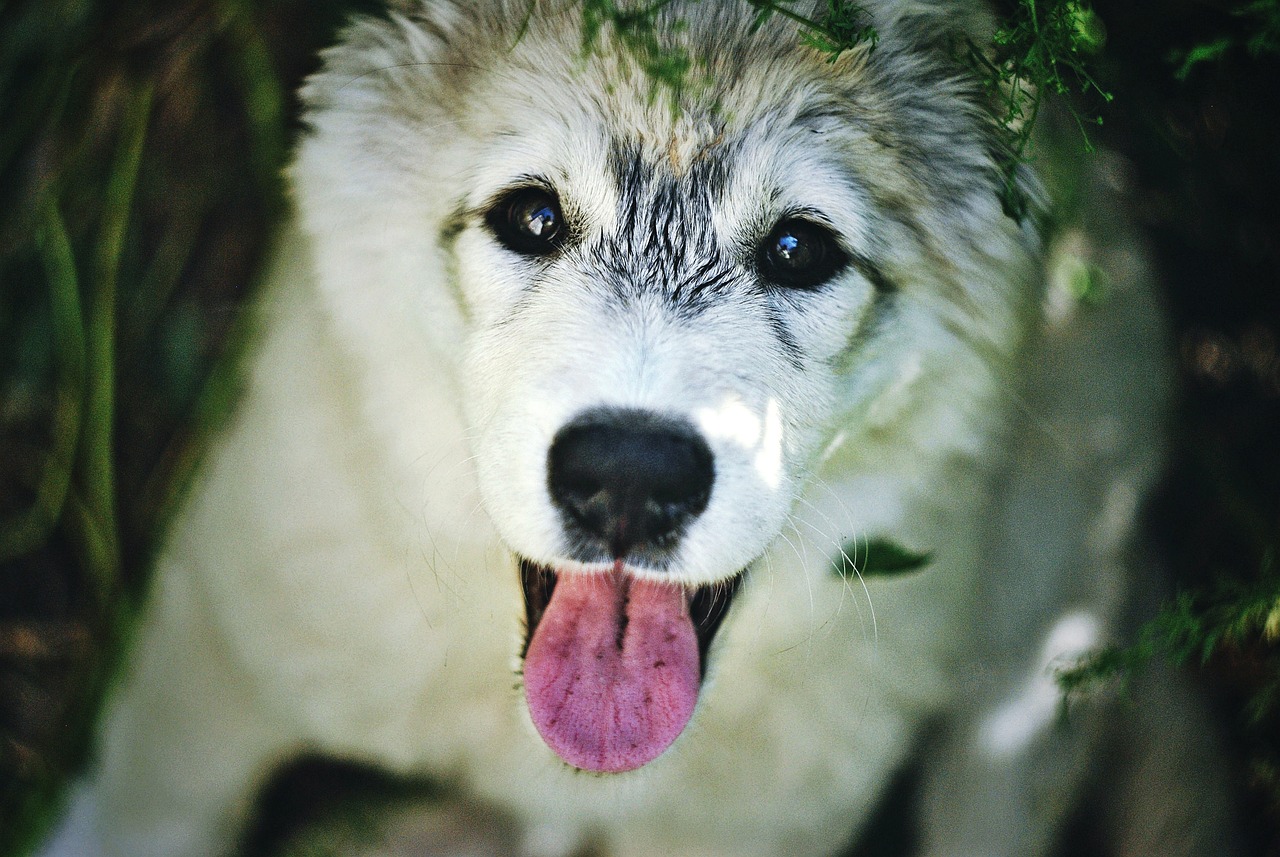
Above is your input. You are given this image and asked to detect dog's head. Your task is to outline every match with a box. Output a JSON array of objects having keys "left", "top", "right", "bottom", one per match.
[{"left": 292, "top": 0, "right": 1040, "bottom": 772}]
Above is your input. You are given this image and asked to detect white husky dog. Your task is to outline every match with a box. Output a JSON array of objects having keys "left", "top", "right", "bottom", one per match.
[{"left": 43, "top": 1, "right": 1233, "bottom": 855}]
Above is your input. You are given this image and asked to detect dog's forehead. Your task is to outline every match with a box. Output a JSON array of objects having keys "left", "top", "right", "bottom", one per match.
[
  {"left": 444, "top": 8, "right": 894, "bottom": 254},
  {"left": 486, "top": 5, "right": 864, "bottom": 168}
]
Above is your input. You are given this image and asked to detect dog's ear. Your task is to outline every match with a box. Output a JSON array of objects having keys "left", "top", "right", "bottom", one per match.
[{"left": 855, "top": 1, "right": 1044, "bottom": 222}]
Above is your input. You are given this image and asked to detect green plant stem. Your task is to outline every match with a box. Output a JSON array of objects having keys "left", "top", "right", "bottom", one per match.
[
  {"left": 747, "top": 0, "right": 819, "bottom": 30},
  {"left": 80, "top": 78, "right": 153, "bottom": 599},
  {"left": 222, "top": 0, "right": 286, "bottom": 189}
]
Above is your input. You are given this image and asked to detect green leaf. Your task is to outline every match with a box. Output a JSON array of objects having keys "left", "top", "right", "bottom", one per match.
[
  {"left": 1172, "top": 37, "right": 1233, "bottom": 81},
  {"left": 747, "top": 0, "right": 877, "bottom": 61},
  {"left": 832, "top": 537, "right": 933, "bottom": 580}
]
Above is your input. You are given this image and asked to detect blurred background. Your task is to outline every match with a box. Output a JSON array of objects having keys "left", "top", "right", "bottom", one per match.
[{"left": 0, "top": 0, "right": 1277, "bottom": 854}]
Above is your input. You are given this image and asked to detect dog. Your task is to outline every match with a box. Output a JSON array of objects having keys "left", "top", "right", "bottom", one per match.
[{"left": 41, "top": 1, "right": 1235, "bottom": 854}]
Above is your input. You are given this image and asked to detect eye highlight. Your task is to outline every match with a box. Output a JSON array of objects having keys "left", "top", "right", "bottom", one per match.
[
  {"left": 757, "top": 219, "right": 847, "bottom": 289},
  {"left": 486, "top": 186, "right": 565, "bottom": 255}
]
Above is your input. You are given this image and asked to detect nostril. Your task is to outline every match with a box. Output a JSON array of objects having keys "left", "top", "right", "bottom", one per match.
[{"left": 548, "top": 409, "right": 714, "bottom": 559}]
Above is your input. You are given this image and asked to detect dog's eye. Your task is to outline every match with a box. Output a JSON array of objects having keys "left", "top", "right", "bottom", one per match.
[
  {"left": 758, "top": 219, "right": 846, "bottom": 289},
  {"left": 487, "top": 187, "right": 565, "bottom": 255}
]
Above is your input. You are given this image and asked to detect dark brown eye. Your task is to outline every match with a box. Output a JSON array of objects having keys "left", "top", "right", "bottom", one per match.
[
  {"left": 487, "top": 187, "right": 565, "bottom": 255},
  {"left": 758, "top": 219, "right": 846, "bottom": 289}
]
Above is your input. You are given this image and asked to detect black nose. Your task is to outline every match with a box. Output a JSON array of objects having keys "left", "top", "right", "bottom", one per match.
[{"left": 548, "top": 409, "right": 715, "bottom": 560}]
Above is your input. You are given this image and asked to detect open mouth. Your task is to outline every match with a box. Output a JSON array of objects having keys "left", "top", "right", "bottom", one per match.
[{"left": 518, "top": 557, "right": 743, "bottom": 773}]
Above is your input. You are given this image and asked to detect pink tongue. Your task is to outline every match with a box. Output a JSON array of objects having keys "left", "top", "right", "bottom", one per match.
[{"left": 523, "top": 569, "right": 700, "bottom": 772}]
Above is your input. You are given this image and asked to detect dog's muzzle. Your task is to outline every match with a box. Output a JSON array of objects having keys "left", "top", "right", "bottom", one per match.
[{"left": 519, "top": 408, "right": 743, "bottom": 773}]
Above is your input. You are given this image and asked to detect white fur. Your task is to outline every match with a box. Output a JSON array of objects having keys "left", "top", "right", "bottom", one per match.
[{"left": 40, "top": 3, "right": 1227, "bottom": 856}]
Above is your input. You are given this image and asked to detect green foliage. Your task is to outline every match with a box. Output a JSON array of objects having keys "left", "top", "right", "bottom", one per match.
[
  {"left": 745, "top": 0, "right": 878, "bottom": 59},
  {"left": 575, "top": 0, "right": 878, "bottom": 104},
  {"left": 0, "top": 0, "right": 322, "bottom": 849},
  {"left": 832, "top": 537, "right": 932, "bottom": 580},
  {"left": 578, "top": 0, "right": 694, "bottom": 99},
  {"left": 1058, "top": 551, "right": 1280, "bottom": 723},
  {"left": 1172, "top": 36, "right": 1234, "bottom": 81},
  {"left": 1239, "top": 0, "right": 1280, "bottom": 57},
  {"left": 959, "top": 1, "right": 1112, "bottom": 220},
  {"left": 1172, "top": 0, "right": 1280, "bottom": 79},
  {"left": 574, "top": 0, "right": 1110, "bottom": 220}
]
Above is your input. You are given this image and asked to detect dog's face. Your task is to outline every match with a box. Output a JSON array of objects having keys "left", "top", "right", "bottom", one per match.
[
  {"left": 460, "top": 115, "right": 876, "bottom": 584},
  {"left": 294, "top": 0, "right": 1037, "bottom": 773}
]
